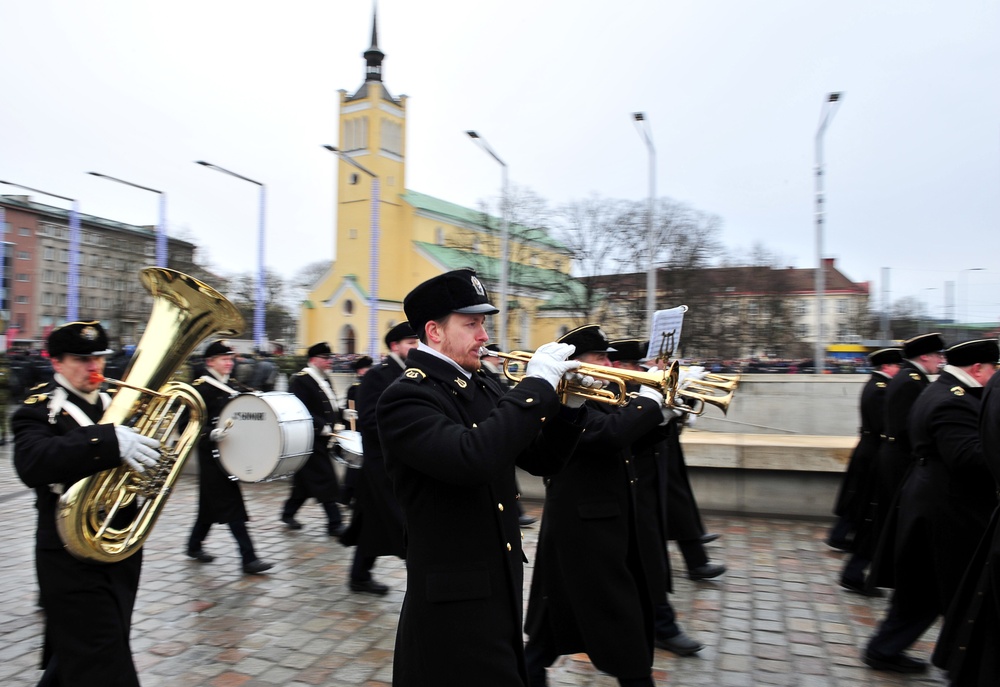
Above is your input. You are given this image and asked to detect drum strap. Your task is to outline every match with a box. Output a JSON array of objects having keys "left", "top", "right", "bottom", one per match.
[
  {"left": 304, "top": 366, "right": 339, "bottom": 409},
  {"left": 198, "top": 374, "right": 238, "bottom": 396}
]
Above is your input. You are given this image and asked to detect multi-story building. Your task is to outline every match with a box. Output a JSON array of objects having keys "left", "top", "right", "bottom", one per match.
[
  {"left": 589, "top": 257, "right": 871, "bottom": 360},
  {"left": 1, "top": 194, "right": 196, "bottom": 349},
  {"left": 300, "top": 14, "right": 581, "bottom": 355}
]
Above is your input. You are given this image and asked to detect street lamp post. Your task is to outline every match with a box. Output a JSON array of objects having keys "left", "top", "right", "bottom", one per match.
[
  {"left": 195, "top": 162, "right": 267, "bottom": 351},
  {"left": 466, "top": 131, "right": 510, "bottom": 351},
  {"left": 0, "top": 179, "right": 81, "bottom": 322},
  {"left": 88, "top": 172, "right": 168, "bottom": 267},
  {"left": 960, "top": 267, "right": 985, "bottom": 324},
  {"left": 632, "top": 113, "right": 657, "bottom": 334},
  {"left": 323, "top": 145, "right": 380, "bottom": 358},
  {"left": 814, "top": 92, "right": 843, "bottom": 375}
]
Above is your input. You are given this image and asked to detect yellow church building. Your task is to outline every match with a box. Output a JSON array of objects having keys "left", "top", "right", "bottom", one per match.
[{"left": 300, "top": 13, "right": 584, "bottom": 357}]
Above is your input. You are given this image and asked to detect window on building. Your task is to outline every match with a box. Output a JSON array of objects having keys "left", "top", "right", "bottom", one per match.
[
  {"left": 41, "top": 292, "right": 54, "bottom": 306},
  {"left": 16, "top": 273, "right": 29, "bottom": 282},
  {"left": 19, "top": 227, "right": 31, "bottom": 236},
  {"left": 381, "top": 119, "right": 402, "bottom": 155},
  {"left": 58, "top": 294, "right": 66, "bottom": 307},
  {"left": 837, "top": 299, "right": 847, "bottom": 314},
  {"left": 59, "top": 250, "right": 69, "bottom": 263},
  {"left": 343, "top": 299, "right": 354, "bottom": 315},
  {"left": 43, "top": 247, "right": 55, "bottom": 261},
  {"left": 435, "top": 227, "right": 444, "bottom": 246},
  {"left": 340, "top": 325, "right": 357, "bottom": 354},
  {"left": 17, "top": 251, "right": 29, "bottom": 260},
  {"left": 344, "top": 117, "right": 369, "bottom": 151},
  {"left": 348, "top": 228, "right": 358, "bottom": 239},
  {"left": 794, "top": 301, "right": 806, "bottom": 315},
  {"left": 16, "top": 295, "right": 28, "bottom": 304}
]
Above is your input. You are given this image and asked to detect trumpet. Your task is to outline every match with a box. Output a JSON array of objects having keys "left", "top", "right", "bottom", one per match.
[
  {"left": 483, "top": 348, "right": 738, "bottom": 416},
  {"left": 674, "top": 367, "right": 740, "bottom": 416}
]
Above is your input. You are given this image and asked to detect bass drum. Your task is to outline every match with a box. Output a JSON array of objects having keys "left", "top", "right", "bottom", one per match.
[{"left": 216, "top": 392, "right": 313, "bottom": 483}]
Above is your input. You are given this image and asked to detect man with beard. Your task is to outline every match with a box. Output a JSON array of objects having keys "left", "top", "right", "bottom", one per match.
[
  {"left": 863, "top": 339, "right": 998, "bottom": 673},
  {"left": 341, "top": 321, "right": 419, "bottom": 595},
  {"left": 377, "top": 269, "right": 585, "bottom": 686}
]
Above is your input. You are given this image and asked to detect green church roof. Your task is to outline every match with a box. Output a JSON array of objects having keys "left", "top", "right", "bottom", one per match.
[
  {"left": 401, "top": 190, "right": 570, "bottom": 253},
  {"left": 413, "top": 241, "right": 586, "bottom": 311}
]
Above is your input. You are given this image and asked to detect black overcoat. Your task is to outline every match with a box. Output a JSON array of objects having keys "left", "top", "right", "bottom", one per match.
[
  {"left": 631, "top": 416, "right": 673, "bottom": 597},
  {"left": 377, "top": 349, "right": 584, "bottom": 687},
  {"left": 833, "top": 372, "right": 890, "bottom": 525},
  {"left": 524, "top": 396, "right": 665, "bottom": 680},
  {"left": 932, "top": 371, "right": 1000, "bottom": 685},
  {"left": 347, "top": 356, "right": 405, "bottom": 558},
  {"left": 191, "top": 376, "right": 250, "bottom": 524},
  {"left": 874, "top": 369, "right": 993, "bottom": 604},
  {"left": 12, "top": 381, "right": 143, "bottom": 686},
  {"left": 287, "top": 369, "right": 340, "bottom": 503},
  {"left": 661, "top": 418, "right": 706, "bottom": 541},
  {"left": 869, "top": 361, "right": 930, "bottom": 583}
]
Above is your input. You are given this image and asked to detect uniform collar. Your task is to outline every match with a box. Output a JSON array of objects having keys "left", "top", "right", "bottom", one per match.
[{"left": 416, "top": 342, "right": 472, "bottom": 379}]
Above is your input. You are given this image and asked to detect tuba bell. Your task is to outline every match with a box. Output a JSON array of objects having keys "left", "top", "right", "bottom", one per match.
[{"left": 55, "top": 268, "right": 244, "bottom": 563}]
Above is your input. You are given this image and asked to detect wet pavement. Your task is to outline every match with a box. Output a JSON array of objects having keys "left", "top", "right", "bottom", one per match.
[{"left": 0, "top": 443, "right": 947, "bottom": 686}]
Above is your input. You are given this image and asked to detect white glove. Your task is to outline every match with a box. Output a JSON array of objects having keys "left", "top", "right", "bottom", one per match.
[
  {"left": 209, "top": 427, "right": 228, "bottom": 442},
  {"left": 685, "top": 412, "right": 698, "bottom": 428},
  {"left": 320, "top": 424, "right": 333, "bottom": 437},
  {"left": 525, "top": 342, "right": 580, "bottom": 391},
  {"left": 563, "top": 394, "right": 586, "bottom": 409},
  {"left": 678, "top": 365, "right": 707, "bottom": 389},
  {"left": 637, "top": 385, "right": 664, "bottom": 406},
  {"left": 342, "top": 409, "right": 358, "bottom": 422},
  {"left": 115, "top": 426, "right": 160, "bottom": 473},
  {"left": 564, "top": 371, "right": 609, "bottom": 390}
]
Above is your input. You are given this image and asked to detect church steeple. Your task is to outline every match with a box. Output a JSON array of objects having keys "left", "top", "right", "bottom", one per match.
[{"left": 363, "top": 9, "right": 384, "bottom": 83}]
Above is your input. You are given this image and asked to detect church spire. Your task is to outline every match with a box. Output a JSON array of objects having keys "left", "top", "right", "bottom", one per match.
[{"left": 363, "top": 6, "right": 384, "bottom": 83}]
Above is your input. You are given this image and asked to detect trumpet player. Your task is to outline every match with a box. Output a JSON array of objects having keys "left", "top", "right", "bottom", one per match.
[
  {"left": 524, "top": 325, "right": 674, "bottom": 687},
  {"left": 376, "top": 269, "right": 586, "bottom": 687},
  {"left": 12, "top": 321, "right": 160, "bottom": 687},
  {"left": 607, "top": 339, "right": 705, "bottom": 657}
]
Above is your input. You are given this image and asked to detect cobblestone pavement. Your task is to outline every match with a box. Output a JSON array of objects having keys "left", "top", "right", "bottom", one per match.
[{"left": 0, "top": 443, "right": 947, "bottom": 687}]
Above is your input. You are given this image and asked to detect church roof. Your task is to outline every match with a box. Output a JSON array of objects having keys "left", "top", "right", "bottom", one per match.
[{"left": 401, "top": 190, "right": 570, "bottom": 253}]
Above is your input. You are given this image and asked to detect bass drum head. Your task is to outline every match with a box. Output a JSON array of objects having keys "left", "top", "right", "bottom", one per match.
[{"left": 216, "top": 392, "right": 313, "bottom": 482}]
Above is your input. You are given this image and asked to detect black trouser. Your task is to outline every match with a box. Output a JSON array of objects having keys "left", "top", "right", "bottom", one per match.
[
  {"left": 188, "top": 516, "right": 257, "bottom": 565},
  {"left": 281, "top": 491, "right": 342, "bottom": 529},
  {"left": 524, "top": 639, "right": 655, "bottom": 687},
  {"left": 866, "top": 587, "right": 938, "bottom": 658},
  {"left": 676, "top": 539, "right": 708, "bottom": 571},
  {"left": 653, "top": 600, "right": 680, "bottom": 640},
  {"left": 350, "top": 550, "right": 376, "bottom": 583}
]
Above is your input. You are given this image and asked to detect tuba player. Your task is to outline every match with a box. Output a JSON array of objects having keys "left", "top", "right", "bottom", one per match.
[{"left": 12, "top": 321, "right": 160, "bottom": 687}]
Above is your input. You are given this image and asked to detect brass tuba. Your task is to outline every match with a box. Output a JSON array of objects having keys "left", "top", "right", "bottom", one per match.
[{"left": 56, "top": 268, "right": 244, "bottom": 563}]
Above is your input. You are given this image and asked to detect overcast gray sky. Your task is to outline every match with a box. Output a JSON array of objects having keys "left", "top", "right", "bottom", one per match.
[{"left": 2, "top": 0, "right": 998, "bottom": 322}]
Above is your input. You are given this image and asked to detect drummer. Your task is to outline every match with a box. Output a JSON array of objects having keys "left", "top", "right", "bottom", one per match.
[{"left": 186, "top": 340, "right": 274, "bottom": 575}]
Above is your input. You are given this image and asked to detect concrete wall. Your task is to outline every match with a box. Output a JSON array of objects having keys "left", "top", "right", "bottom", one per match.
[{"left": 340, "top": 371, "right": 860, "bottom": 519}]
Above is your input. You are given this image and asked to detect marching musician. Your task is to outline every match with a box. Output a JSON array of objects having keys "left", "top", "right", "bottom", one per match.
[
  {"left": 280, "top": 342, "right": 346, "bottom": 536},
  {"left": 337, "top": 354, "right": 373, "bottom": 508},
  {"left": 376, "top": 268, "right": 585, "bottom": 686},
  {"left": 524, "top": 324, "right": 672, "bottom": 687},
  {"left": 340, "top": 321, "right": 419, "bottom": 595},
  {"left": 12, "top": 321, "right": 160, "bottom": 687},
  {"left": 607, "top": 338, "right": 705, "bottom": 657},
  {"left": 185, "top": 340, "right": 273, "bottom": 575}
]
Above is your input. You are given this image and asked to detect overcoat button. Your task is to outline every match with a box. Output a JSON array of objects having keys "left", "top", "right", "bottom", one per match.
[
  {"left": 506, "top": 543, "right": 512, "bottom": 551},
  {"left": 498, "top": 503, "right": 504, "bottom": 512}
]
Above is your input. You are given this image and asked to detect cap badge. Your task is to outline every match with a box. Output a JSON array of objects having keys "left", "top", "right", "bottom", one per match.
[
  {"left": 470, "top": 275, "right": 485, "bottom": 297},
  {"left": 81, "top": 326, "right": 99, "bottom": 341}
]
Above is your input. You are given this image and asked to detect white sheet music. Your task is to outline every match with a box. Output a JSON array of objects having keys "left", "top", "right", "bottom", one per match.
[{"left": 645, "top": 305, "right": 688, "bottom": 361}]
